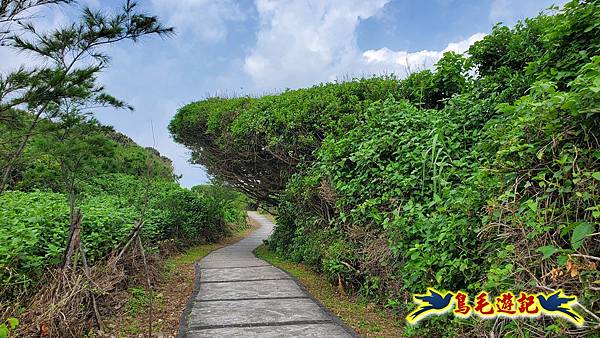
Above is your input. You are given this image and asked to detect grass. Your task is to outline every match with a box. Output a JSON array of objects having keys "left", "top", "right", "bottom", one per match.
[
  {"left": 163, "top": 222, "right": 256, "bottom": 273},
  {"left": 254, "top": 244, "right": 405, "bottom": 338},
  {"left": 162, "top": 242, "right": 229, "bottom": 278},
  {"left": 127, "top": 287, "right": 164, "bottom": 317}
]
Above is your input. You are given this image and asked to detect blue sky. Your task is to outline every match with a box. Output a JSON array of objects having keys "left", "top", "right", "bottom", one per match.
[{"left": 1, "top": 0, "right": 566, "bottom": 187}]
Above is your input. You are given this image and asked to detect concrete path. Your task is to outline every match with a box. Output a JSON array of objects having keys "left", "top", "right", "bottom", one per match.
[{"left": 179, "top": 212, "right": 356, "bottom": 338}]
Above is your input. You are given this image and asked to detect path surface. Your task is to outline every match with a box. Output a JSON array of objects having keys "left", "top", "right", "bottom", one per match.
[{"left": 179, "top": 212, "right": 356, "bottom": 337}]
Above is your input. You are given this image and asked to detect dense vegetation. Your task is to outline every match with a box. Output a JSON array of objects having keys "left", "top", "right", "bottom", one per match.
[
  {"left": 0, "top": 116, "right": 246, "bottom": 300},
  {"left": 0, "top": 118, "right": 250, "bottom": 337},
  {"left": 170, "top": 1, "right": 599, "bottom": 336},
  {"left": 0, "top": 1, "right": 247, "bottom": 336}
]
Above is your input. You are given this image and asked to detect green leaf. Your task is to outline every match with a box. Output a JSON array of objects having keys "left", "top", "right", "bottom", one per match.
[
  {"left": 557, "top": 255, "right": 568, "bottom": 266},
  {"left": 525, "top": 199, "right": 538, "bottom": 212},
  {"left": 537, "top": 246, "right": 559, "bottom": 259},
  {"left": 435, "top": 270, "right": 444, "bottom": 284},
  {"left": 592, "top": 172, "right": 600, "bottom": 181},
  {"left": 571, "top": 223, "right": 594, "bottom": 250},
  {"left": 0, "top": 325, "right": 7, "bottom": 338},
  {"left": 7, "top": 318, "right": 18, "bottom": 330}
]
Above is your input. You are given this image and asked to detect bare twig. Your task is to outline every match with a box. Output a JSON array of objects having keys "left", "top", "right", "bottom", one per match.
[
  {"left": 570, "top": 253, "right": 600, "bottom": 262},
  {"left": 137, "top": 235, "right": 153, "bottom": 337},
  {"left": 78, "top": 238, "right": 104, "bottom": 331},
  {"left": 115, "top": 220, "right": 144, "bottom": 261}
]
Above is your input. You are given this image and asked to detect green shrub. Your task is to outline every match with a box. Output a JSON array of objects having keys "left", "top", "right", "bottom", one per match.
[
  {"left": 0, "top": 179, "right": 245, "bottom": 300},
  {"left": 170, "top": 1, "right": 599, "bottom": 335},
  {"left": 0, "top": 191, "right": 69, "bottom": 296},
  {"left": 193, "top": 182, "right": 249, "bottom": 226},
  {"left": 156, "top": 188, "right": 228, "bottom": 242},
  {"left": 0, "top": 191, "right": 137, "bottom": 297}
]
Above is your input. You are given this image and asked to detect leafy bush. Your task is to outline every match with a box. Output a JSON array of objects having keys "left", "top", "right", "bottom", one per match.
[
  {"left": 155, "top": 188, "right": 227, "bottom": 242},
  {"left": 1, "top": 118, "right": 176, "bottom": 194},
  {"left": 192, "top": 182, "right": 249, "bottom": 226},
  {"left": 170, "top": 1, "right": 599, "bottom": 335},
  {"left": 0, "top": 177, "right": 246, "bottom": 300},
  {"left": 0, "top": 191, "right": 69, "bottom": 297},
  {"left": 169, "top": 77, "right": 402, "bottom": 204},
  {"left": 0, "top": 191, "right": 137, "bottom": 298}
]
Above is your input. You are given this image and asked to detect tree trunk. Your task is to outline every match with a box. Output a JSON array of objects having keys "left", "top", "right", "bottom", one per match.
[{"left": 63, "top": 209, "right": 81, "bottom": 268}]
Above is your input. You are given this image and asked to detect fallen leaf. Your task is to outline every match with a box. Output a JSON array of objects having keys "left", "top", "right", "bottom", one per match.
[
  {"left": 550, "top": 268, "right": 563, "bottom": 280},
  {"left": 566, "top": 259, "right": 579, "bottom": 277},
  {"left": 40, "top": 323, "right": 49, "bottom": 338}
]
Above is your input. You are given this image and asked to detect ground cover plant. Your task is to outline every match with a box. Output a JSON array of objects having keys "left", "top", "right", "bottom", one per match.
[
  {"left": 0, "top": 115, "right": 249, "bottom": 335},
  {"left": 170, "top": 1, "right": 600, "bottom": 336},
  {"left": 254, "top": 244, "right": 405, "bottom": 337},
  {"left": 103, "top": 219, "right": 255, "bottom": 337},
  {"left": 0, "top": 1, "right": 249, "bottom": 336}
]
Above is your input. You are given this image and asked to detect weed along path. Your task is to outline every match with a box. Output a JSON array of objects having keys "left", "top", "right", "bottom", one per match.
[{"left": 179, "top": 211, "right": 357, "bottom": 337}]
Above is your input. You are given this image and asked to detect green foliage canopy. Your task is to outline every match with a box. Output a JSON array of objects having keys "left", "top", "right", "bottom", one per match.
[{"left": 170, "top": 1, "right": 600, "bottom": 335}]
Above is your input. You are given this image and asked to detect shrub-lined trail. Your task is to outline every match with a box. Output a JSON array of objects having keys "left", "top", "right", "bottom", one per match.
[
  {"left": 180, "top": 212, "right": 355, "bottom": 337},
  {"left": 170, "top": 1, "right": 599, "bottom": 336},
  {"left": 2, "top": 0, "right": 599, "bottom": 336}
]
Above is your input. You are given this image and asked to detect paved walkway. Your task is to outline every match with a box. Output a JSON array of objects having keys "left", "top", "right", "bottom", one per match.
[{"left": 179, "top": 212, "right": 356, "bottom": 337}]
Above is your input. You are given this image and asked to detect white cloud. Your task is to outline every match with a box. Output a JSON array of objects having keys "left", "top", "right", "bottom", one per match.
[
  {"left": 243, "top": 0, "right": 484, "bottom": 89},
  {"left": 443, "top": 33, "right": 486, "bottom": 53},
  {"left": 362, "top": 32, "right": 485, "bottom": 73},
  {"left": 150, "top": 0, "right": 245, "bottom": 42},
  {"left": 243, "top": 0, "right": 390, "bottom": 89}
]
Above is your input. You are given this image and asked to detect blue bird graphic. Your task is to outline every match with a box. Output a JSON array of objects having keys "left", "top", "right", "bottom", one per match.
[
  {"left": 537, "top": 290, "right": 583, "bottom": 326},
  {"left": 407, "top": 288, "right": 454, "bottom": 323}
]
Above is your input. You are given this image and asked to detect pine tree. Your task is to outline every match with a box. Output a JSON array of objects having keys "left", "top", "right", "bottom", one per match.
[{"left": 0, "top": 0, "right": 174, "bottom": 192}]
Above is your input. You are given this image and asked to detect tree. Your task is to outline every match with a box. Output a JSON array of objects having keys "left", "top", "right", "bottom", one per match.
[
  {"left": 0, "top": 1, "right": 73, "bottom": 45},
  {"left": 38, "top": 113, "right": 116, "bottom": 253},
  {"left": 0, "top": 0, "right": 173, "bottom": 192}
]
